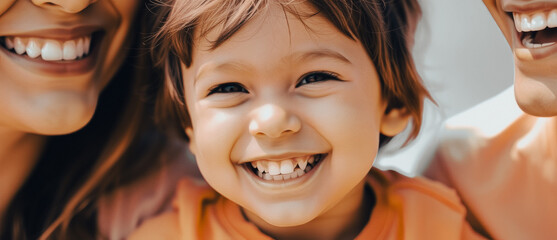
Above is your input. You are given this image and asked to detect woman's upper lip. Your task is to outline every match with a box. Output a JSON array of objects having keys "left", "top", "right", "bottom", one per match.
[
  {"left": 502, "top": 1, "right": 557, "bottom": 13},
  {"left": 2, "top": 25, "right": 102, "bottom": 40}
]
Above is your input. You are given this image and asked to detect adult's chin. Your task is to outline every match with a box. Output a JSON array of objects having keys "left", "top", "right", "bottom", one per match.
[
  {"left": 19, "top": 93, "right": 98, "bottom": 135},
  {"left": 514, "top": 67, "right": 557, "bottom": 117}
]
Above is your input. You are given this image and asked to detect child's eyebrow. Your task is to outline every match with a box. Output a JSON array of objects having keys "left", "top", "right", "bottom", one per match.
[
  {"left": 194, "top": 61, "right": 253, "bottom": 86},
  {"left": 289, "top": 49, "right": 352, "bottom": 65}
]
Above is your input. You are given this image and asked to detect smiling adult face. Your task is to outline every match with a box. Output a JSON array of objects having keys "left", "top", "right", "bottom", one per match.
[
  {"left": 483, "top": 0, "right": 557, "bottom": 116},
  {"left": 0, "top": 0, "right": 140, "bottom": 134}
]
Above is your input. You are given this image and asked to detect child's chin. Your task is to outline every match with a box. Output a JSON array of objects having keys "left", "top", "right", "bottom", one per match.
[{"left": 254, "top": 207, "right": 318, "bottom": 227}]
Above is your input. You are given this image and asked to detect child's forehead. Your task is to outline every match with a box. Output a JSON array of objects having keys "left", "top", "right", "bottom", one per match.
[{"left": 193, "top": 1, "right": 347, "bottom": 51}]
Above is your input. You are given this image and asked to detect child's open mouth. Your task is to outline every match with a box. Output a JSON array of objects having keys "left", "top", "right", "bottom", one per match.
[
  {"left": 512, "top": 11, "right": 557, "bottom": 49},
  {"left": 244, "top": 153, "right": 327, "bottom": 181}
]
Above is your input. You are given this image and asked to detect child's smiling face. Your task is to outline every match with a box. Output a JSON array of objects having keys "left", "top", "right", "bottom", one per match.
[{"left": 183, "top": 3, "right": 409, "bottom": 227}]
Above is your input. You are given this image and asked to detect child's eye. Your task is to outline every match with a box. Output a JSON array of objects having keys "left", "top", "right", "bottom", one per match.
[
  {"left": 207, "top": 82, "right": 248, "bottom": 96},
  {"left": 295, "top": 71, "right": 340, "bottom": 88}
]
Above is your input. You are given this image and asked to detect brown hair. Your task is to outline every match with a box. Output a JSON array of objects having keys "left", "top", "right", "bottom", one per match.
[
  {"left": 151, "top": 0, "right": 430, "bottom": 143},
  {"left": 1, "top": 4, "right": 171, "bottom": 240}
]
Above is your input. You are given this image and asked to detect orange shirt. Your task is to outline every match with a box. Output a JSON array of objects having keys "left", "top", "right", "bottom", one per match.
[
  {"left": 130, "top": 169, "right": 482, "bottom": 240},
  {"left": 425, "top": 87, "right": 557, "bottom": 239}
]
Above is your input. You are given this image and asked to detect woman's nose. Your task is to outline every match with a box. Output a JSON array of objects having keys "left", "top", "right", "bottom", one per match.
[
  {"left": 31, "top": 0, "right": 97, "bottom": 13},
  {"left": 249, "top": 104, "right": 302, "bottom": 138}
]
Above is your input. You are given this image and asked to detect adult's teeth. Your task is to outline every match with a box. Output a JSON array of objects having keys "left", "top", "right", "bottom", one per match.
[
  {"left": 523, "top": 34, "right": 534, "bottom": 47},
  {"left": 514, "top": 9, "right": 557, "bottom": 32},
  {"left": 531, "top": 13, "right": 546, "bottom": 31},
  {"left": 549, "top": 10, "right": 557, "bottom": 28},
  {"left": 14, "top": 37, "right": 25, "bottom": 54},
  {"left": 514, "top": 13, "right": 522, "bottom": 32},
  {"left": 26, "top": 39, "right": 41, "bottom": 58},
  {"left": 63, "top": 40, "right": 77, "bottom": 60},
  {"left": 76, "top": 38, "right": 84, "bottom": 58},
  {"left": 5, "top": 38, "right": 14, "bottom": 49},
  {"left": 522, "top": 36, "right": 555, "bottom": 48},
  {"left": 521, "top": 15, "right": 532, "bottom": 32},
  {"left": 84, "top": 37, "right": 91, "bottom": 55},
  {"left": 4, "top": 36, "right": 91, "bottom": 61},
  {"left": 42, "top": 41, "right": 63, "bottom": 61}
]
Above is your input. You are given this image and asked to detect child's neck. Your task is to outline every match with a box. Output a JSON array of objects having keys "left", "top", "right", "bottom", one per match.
[{"left": 245, "top": 180, "right": 374, "bottom": 240}]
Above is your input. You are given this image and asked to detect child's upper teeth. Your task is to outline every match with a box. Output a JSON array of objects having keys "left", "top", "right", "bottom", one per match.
[
  {"left": 268, "top": 161, "right": 280, "bottom": 175},
  {"left": 279, "top": 159, "right": 294, "bottom": 174},
  {"left": 4, "top": 35, "right": 92, "bottom": 61},
  {"left": 250, "top": 155, "right": 314, "bottom": 176},
  {"left": 295, "top": 156, "right": 308, "bottom": 171},
  {"left": 513, "top": 9, "right": 557, "bottom": 32}
]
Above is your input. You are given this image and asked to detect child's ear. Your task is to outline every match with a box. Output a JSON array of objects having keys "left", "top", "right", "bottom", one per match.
[
  {"left": 380, "top": 107, "right": 411, "bottom": 137},
  {"left": 185, "top": 127, "right": 197, "bottom": 156}
]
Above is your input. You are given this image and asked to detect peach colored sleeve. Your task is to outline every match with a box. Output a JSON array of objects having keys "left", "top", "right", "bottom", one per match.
[
  {"left": 127, "top": 212, "right": 181, "bottom": 240},
  {"left": 97, "top": 145, "right": 200, "bottom": 240}
]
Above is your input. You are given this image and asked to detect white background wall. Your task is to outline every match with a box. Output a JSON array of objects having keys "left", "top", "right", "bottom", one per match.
[{"left": 375, "top": 0, "right": 515, "bottom": 175}]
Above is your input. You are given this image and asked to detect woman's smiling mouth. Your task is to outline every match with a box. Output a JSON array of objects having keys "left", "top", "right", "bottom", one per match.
[
  {"left": 0, "top": 31, "right": 102, "bottom": 62},
  {"left": 0, "top": 30, "right": 104, "bottom": 75},
  {"left": 511, "top": 9, "right": 557, "bottom": 49},
  {"left": 244, "top": 153, "right": 327, "bottom": 182}
]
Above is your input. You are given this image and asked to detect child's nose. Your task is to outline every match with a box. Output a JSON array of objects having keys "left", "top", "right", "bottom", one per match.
[
  {"left": 249, "top": 104, "right": 301, "bottom": 138},
  {"left": 31, "top": 0, "right": 97, "bottom": 14}
]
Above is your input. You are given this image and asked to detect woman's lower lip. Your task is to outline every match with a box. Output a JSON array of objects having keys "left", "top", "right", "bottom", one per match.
[
  {"left": 0, "top": 46, "right": 97, "bottom": 76},
  {"left": 514, "top": 29, "right": 557, "bottom": 60}
]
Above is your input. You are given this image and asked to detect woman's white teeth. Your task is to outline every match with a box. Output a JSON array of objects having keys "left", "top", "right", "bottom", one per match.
[
  {"left": 522, "top": 34, "right": 556, "bottom": 48},
  {"left": 5, "top": 38, "right": 14, "bottom": 49},
  {"left": 513, "top": 9, "right": 557, "bottom": 32},
  {"left": 63, "top": 40, "right": 77, "bottom": 60},
  {"left": 4, "top": 36, "right": 91, "bottom": 61},
  {"left": 26, "top": 40, "right": 41, "bottom": 58},
  {"left": 250, "top": 155, "right": 317, "bottom": 180},
  {"left": 14, "top": 37, "right": 25, "bottom": 54},
  {"left": 42, "top": 41, "right": 62, "bottom": 60}
]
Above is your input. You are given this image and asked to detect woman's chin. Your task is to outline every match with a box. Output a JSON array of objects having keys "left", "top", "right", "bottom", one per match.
[
  {"left": 515, "top": 79, "right": 557, "bottom": 117},
  {"left": 23, "top": 103, "right": 96, "bottom": 136}
]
